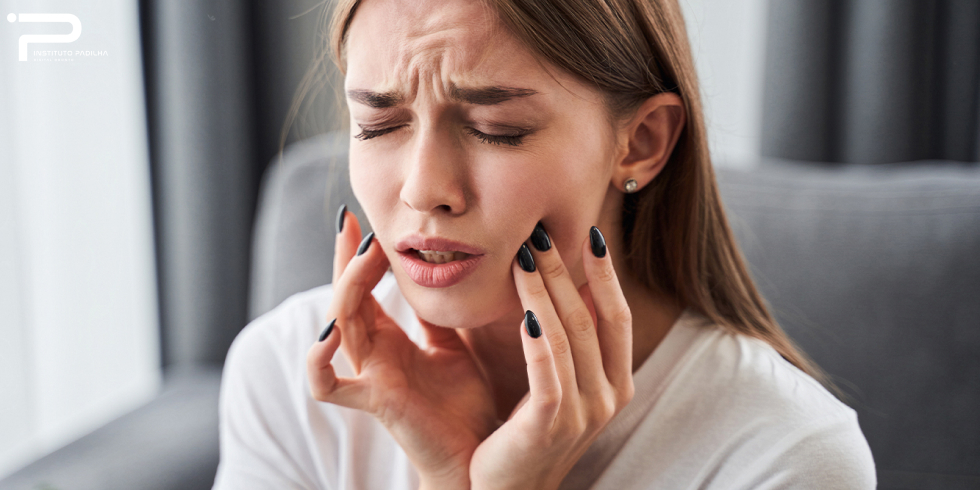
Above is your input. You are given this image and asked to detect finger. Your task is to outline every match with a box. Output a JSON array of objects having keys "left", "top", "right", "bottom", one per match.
[
  {"left": 512, "top": 249, "right": 577, "bottom": 395},
  {"left": 526, "top": 222, "right": 607, "bottom": 395},
  {"left": 578, "top": 283, "right": 598, "bottom": 328},
  {"left": 306, "top": 320, "right": 370, "bottom": 409},
  {"left": 582, "top": 226, "right": 633, "bottom": 394},
  {"left": 333, "top": 204, "right": 364, "bottom": 285},
  {"left": 520, "top": 309, "right": 562, "bottom": 426},
  {"left": 330, "top": 232, "right": 389, "bottom": 373}
]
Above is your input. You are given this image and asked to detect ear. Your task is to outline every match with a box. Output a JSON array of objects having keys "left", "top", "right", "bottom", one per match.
[{"left": 612, "top": 92, "right": 686, "bottom": 193}]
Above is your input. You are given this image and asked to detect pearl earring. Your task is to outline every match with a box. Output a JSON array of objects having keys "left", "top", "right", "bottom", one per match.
[{"left": 624, "top": 178, "right": 638, "bottom": 193}]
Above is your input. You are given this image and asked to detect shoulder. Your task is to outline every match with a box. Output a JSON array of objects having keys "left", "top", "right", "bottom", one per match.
[
  {"left": 215, "top": 273, "right": 415, "bottom": 488},
  {"left": 658, "top": 313, "right": 877, "bottom": 488},
  {"left": 225, "top": 282, "right": 335, "bottom": 375},
  {"left": 218, "top": 278, "right": 346, "bottom": 441},
  {"left": 690, "top": 320, "right": 846, "bottom": 421},
  {"left": 214, "top": 283, "right": 337, "bottom": 488}
]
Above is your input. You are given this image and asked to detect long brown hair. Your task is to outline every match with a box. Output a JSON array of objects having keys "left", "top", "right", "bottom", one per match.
[{"left": 317, "top": 0, "right": 827, "bottom": 384}]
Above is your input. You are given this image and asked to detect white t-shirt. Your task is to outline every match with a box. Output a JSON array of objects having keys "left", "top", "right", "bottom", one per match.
[{"left": 213, "top": 273, "right": 876, "bottom": 489}]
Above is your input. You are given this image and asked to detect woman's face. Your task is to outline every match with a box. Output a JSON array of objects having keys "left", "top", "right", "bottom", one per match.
[{"left": 345, "top": 0, "right": 623, "bottom": 329}]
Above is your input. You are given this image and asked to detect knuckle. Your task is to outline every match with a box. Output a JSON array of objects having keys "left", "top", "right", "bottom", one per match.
[
  {"left": 547, "top": 331, "right": 572, "bottom": 358},
  {"left": 309, "top": 384, "right": 332, "bottom": 402},
  {"left": 538, "top": 256, "right": 567, "bottom": 281},
  {"left": 593, "top": 261, "right": 617, "bottom": 283},
  {"left": 339, "top": 310, "right": 359, "bottom": 328},
  {"left": 539, "top": 385, "right": 562, "bottom": 412},
  {"left": 582, "top": 395, "right": 612, "bottom": 427},
  {"left": 597, "top": 392, "right": 618, "bottom": 421},
  {"left": 616, "top": 379, "right": 636, "bottom": 406},
  {"left": 537, "top": 387, "right": 562, "bottom": 413},
  {"left": 565, "top": 306, "right": 596, "bottom": 341},
  {"left": 527, "top": 348, "right": 552, "bottom": 368},
  {"left": 523, "top": 276, "right": 549, "bottom": 299},
  {"left": 612, "top": 304, "right": 633, "bottom": 327}
]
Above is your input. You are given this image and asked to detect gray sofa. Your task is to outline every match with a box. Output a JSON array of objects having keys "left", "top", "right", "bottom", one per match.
[{"left": 3, "top": 133, "right": 978, "bottom": 489}]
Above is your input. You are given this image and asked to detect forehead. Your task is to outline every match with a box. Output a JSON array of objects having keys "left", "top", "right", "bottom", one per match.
[{"left": 344, "top": 0, "right": 551, "bottom": 95}]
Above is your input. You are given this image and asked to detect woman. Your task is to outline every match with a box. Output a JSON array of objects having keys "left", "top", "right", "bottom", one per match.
[{"left": 213, "top": 0, "right": 876, "bottom": 488}]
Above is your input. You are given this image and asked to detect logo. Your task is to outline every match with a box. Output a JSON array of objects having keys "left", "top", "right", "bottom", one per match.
[{"left": 6, "top": 12, "right": 96, "bottom": 62}]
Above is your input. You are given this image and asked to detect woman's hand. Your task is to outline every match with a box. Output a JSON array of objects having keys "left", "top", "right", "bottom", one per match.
[
  {"left": 469, "top": 225, "right": 635, "bottom": 490},
  {"left": 307, "top": 210, "right": 498, "bottom": 489}
]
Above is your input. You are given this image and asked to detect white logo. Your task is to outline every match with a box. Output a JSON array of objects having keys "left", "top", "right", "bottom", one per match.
[{"left": 7, "top": 13, "right": 82, "bottom": 61}]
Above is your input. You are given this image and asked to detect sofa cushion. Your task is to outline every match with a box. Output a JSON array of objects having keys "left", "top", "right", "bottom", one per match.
[
  {"left": 249, "top": 132, "right": 362, "bottom": 321},
  {"left": 717, "top": 160, "right": 980, "bottom": 489},
  {"left": 0, "top": 367, "right": 221, "bottom": 490}
]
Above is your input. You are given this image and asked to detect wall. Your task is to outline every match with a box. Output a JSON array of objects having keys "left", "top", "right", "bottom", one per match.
[
  {"left": 0, "top": 0, "right": 160, "bottom": 478},
  {"left": 680, "top": 0, "right": 770, "bottom": 168}
]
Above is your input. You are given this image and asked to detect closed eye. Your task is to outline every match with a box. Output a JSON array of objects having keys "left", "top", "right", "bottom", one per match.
[
  {"left": 354, "top": 125, "right": 530, "bottom": 146},
  {"left": 465, "top": 127, "right": 528, "bottom": 147},
  {"left": 354, "top": 125, "right": 403, "bottom": 141}
]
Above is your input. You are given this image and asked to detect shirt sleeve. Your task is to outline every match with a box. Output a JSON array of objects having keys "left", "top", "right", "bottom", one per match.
[{"left": 212, "top": 318, "right": 321, "bottom": 490}]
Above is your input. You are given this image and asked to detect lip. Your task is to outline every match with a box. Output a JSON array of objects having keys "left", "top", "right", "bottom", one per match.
[{"left": 395, "top": 234, "right": 486, "bottom": 288}]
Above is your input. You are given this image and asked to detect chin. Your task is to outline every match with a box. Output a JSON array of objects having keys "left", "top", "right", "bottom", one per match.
[{"left": 392, "top": 272, "right": 523, "bottom": 329}]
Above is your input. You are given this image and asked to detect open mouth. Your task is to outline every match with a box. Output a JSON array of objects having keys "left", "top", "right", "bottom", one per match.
[
  {"left": 395, "top": 235, "right": 485, "bottom": 287},
  {"left": 414, "top": 249, "right": 472, "bottom": 264}
]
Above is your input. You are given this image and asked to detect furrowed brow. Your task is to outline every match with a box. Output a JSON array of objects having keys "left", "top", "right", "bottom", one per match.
[
  {"left": 448, "top": 84, "right": 538, "bottom": 105},
  {"left": 346, "top": 89, "right": 404, "bottom": 108}
]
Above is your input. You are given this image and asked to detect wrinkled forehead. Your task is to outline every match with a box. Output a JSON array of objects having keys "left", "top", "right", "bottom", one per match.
[{"left": 344, "top": 0, "right": 541, "bottom": 97}]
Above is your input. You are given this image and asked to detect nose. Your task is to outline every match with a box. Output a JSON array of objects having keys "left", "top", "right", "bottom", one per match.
[{"left": 399, "top": 129, "right": 467, "bottom": 215}]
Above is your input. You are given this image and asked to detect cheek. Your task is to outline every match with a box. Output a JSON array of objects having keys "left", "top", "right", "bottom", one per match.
[
  {"left": 349, "top": 144, "right": 401, "bottom": 227},
  {"left": 473, "top": 137, "right": 609, "bottom": 224},
  {"left": 526, "top": 131, "right": 611, "bottom": 280},
  {"left": 523, "top": 144, "right": 607, "bottom": 212},
  {"left": 471, "top": 156, "right": 545, "bottom": 225}
]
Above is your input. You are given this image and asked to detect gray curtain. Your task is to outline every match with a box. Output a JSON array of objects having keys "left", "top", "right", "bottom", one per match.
[
  {"left": 141, "top": 0, "right": 342, "bottom": 368},
  {"left": 762, "top": 0, "right": 980, "bottom": 164}
]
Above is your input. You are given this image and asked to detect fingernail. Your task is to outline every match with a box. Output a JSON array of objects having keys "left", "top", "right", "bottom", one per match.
[
  {"left": 525, "top": 310, "right": 542, "bottom": 338},
  {"left": 357, "top": 231, "right": 375, "bottom": 256},
  {"left": 530, "top": 221, "right": 551, "bottom": 251},
  {"left": 589, "top": 226, "right": 606, "bottom": 258},
  {"left": 517, "top": 244, "right": 535, "bottom": 272},
  {"left": 335, "top": 204, "right": 347, "bottom": 234},
  {"left": 319, "top": 318, "right": 336, "bottom": 342}
]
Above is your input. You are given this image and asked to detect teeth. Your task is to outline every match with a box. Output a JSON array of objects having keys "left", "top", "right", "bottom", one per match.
[{"left": 416, "top": 250, "right": 470, "bottom": 264}]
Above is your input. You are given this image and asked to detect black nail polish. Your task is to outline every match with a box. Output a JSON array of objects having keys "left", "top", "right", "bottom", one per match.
[
  {"left": 517, "top": 244, "right": 535, "bottom": 272},
  {"left": 335, "top": 204, "right": 347, "bottom": 234},
  {"left": 357, "top": 232, "right": 375, "bottom": 256},
  {"left": 319, "top": 318, "right": 336, "bottom": 342},
  {"left": 589, "top": 226, "right": 607, "bottom": 258},
  {"left": 525, "top": 310, "right": 542, "bottom": 338},
  {"left": 530, "top": 221, "right": 551, "bottom": 251}
]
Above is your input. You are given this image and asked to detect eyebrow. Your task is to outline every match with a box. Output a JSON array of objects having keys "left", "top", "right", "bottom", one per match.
[
  {"left": 448, "top": 84, "right": 538, "bottom": 105},
  {"left": 346, "top": 89, "right": 403, "bottom": 108},
  {"left": 345, "top": 84, "right": 538, "bottom": 108}
]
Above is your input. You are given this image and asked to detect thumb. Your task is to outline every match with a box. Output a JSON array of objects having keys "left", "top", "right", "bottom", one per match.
[{"left": 507, "top": 391, "right": 531, "bottom": 421}]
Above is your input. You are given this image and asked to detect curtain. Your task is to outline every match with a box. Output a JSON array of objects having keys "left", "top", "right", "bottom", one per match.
[
  {"left": 139, "top": 0, "right": 342, "bottom": 368},
  {"left": 761, "top": 0, "right": 980, "bottom": 164}
]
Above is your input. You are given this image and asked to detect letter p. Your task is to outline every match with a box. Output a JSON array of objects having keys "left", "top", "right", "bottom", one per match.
[{"left": 16, "top": 13, "right": 82, "bottom": 61}]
